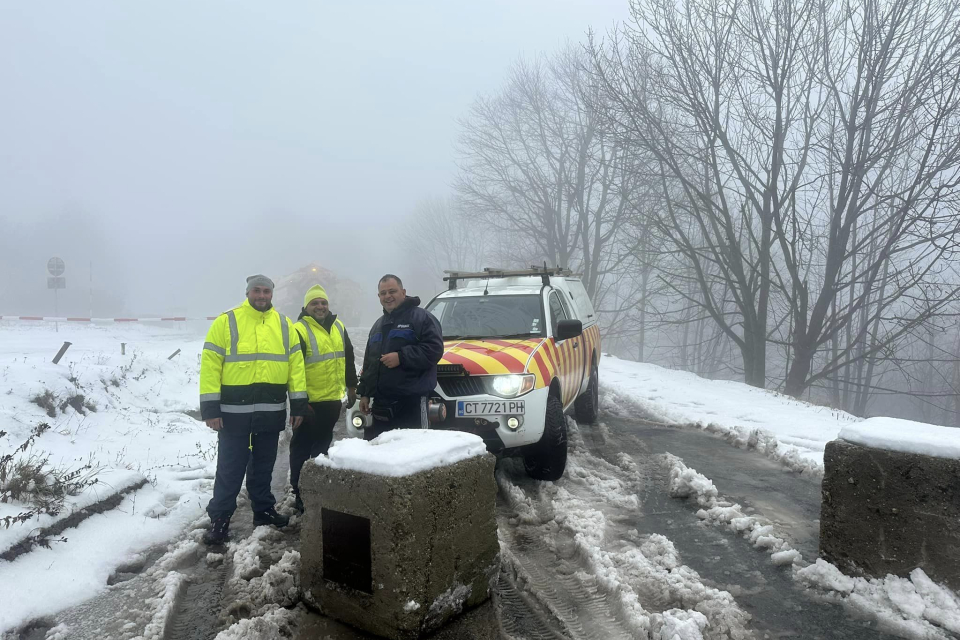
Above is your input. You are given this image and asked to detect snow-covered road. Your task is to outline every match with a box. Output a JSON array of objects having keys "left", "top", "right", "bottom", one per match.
[
  {"left": 593, "top": 418, "right": 903, "bottom": 639},
  {"left": 3, "top": 323, "right": 959, "bottom": 639}
]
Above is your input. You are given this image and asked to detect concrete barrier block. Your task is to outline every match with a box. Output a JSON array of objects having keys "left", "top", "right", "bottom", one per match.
[
  {"left": 820, "top": 438, "right": 960, "bottom": 589},
  {"left": 299, "top": 431, "right": 498, "bottom": 639}
]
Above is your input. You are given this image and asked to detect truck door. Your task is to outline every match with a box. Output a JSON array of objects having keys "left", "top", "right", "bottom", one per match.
[{"left": 548, "top": 291, "right": 584, "bottom": 407}]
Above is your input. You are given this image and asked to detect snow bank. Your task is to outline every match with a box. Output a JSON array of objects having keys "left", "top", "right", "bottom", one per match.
[
  {"left": 314, "top": 429, "right": 487, "bottom": 476},
  {"left": 0, "top": 322, "right": 217, "bottom": 634},
  {"left": 496, "top": 420, "right": 753, "bottom": 639},
  {"left": 213, "top": 606, "right": 298, "bottom": 640},
  {"left": 221, "top": 525, "right": 301, "bottom": 627},
  {"left": 133, "top": 570, "right": 189, "bottom": 640},
  {"left": 652, "top": 609, "right": 708, "bottom": 640},
  {"left": 840, "top": 417, "right": 960, "bottom": 460},
  {"left": 664, "top": 450, "right": 960, "bottom": 638},
  {"left": 601, "top": 355, "right": 858, "bottom": 475},
  {"left": 797, "top": 561, "right": 960, "bottom": 639},
  {"left": 664, "top": 454, "right": 802, "bottom": 567}
]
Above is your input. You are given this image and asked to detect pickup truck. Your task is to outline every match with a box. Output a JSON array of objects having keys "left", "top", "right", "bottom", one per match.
[{"left": 423, "top": 267, "right": 601, "bottom": 481}]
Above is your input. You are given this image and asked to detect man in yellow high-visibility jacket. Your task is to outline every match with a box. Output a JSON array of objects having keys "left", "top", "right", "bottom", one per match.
[
  {"left": 199, "top": 274, "right": 308, "bottom": 545},
  {"left": 290, "top": 284, "right": 358, "bottom": 513}
]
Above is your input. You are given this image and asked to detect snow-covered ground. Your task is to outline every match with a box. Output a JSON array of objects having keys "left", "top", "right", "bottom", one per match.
[
  {"left": 601, "top": 354, "right": 960, "bottom": 475},
  {"left": 602, "top": 355, "right": 960, "bottom": 638},
  {"left": 496, "top": 424, "right": 755, "bottom": 639},
  {"left": 0, "top": 321, "right": 216, "bottom": 634},
  {"left": 601, "top": 355, "right": 859, "bottom": 475},
  {"left": 2, "top": 324, "right": 959, "bottom": 639},
  {"left": 665, "top": 451, "right": 960, "bottom": 638}
]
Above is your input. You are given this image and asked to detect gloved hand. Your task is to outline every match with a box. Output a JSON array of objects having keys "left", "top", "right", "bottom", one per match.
[{"left": 345, "top": 388, "right": 357, "bottom": 409}]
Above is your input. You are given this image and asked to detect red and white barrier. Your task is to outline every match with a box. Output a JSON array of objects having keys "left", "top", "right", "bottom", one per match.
[{"left": 0, "top": 316, "right": 219, "bottom": 322}]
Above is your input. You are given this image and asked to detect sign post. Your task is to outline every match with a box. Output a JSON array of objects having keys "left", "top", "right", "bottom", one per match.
[{"left": 47, "top": 257, "right": 66, "bottom": 333}]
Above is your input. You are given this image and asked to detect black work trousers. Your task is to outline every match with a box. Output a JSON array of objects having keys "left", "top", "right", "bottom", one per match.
[
  {"left": 289, "top": 400, "right": 342, "bottom": 496},
  {"left": 363, "top": 395, "right": 427, "bottom": 441},
  {"left": 206, "top": 429, "right": 280, "bottom": 519}
]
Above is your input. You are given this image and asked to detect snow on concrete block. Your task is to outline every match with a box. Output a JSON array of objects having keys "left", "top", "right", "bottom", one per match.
[
  {"left": 299, "top": 430, "right": 498, "bottom": 639},
  {"left": 839, "top": 417, "right": 960, "bottom": 460},
  {"left": 820, "top": 437, "right": 960, "bottom": 590}
]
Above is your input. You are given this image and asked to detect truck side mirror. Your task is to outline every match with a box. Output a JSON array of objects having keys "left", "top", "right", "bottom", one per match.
[{"left": 555, "top": 319, "right": 583, "bottom": 341}]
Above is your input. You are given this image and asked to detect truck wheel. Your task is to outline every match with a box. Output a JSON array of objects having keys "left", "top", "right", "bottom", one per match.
[
  {"left": 523, "top": 394, "right": 567, "bottom": 481},
  {"left": 574, "top": 362, "right": 599, "bottom": 424}
]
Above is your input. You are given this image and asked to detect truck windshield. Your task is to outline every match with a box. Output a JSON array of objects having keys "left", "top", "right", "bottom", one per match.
[{"left": 427, "top": 295, "right": 543, "bottom": 339}]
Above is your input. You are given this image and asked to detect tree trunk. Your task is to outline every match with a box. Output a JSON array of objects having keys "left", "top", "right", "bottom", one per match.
[{"left": 638, "top": 267, "right": 650, "bottom": 362}]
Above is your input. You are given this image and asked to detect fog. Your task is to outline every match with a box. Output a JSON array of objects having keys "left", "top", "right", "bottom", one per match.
[{"left": 0, "top": 1, "right": 628, "bottom": 322}]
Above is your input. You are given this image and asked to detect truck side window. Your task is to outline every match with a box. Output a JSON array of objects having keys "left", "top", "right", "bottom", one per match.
[
  {"left": 549, "top": 292, "right": 567, "bottom": 337},
  {"left": 558, "top": 291, "right": 574, "bottom": 318},
  {"left": 430, "top": 300, "right": 448, "bottom": 323}
]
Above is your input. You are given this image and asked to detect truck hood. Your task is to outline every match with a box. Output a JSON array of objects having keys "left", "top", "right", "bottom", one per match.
[{"left": 439, "top": 338, "right": 544, "bottom": 375}]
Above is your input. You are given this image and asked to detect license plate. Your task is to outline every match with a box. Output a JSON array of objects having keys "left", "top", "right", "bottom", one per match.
[{"left": 457, "top": 400, "right": 525, "bottom": 417}]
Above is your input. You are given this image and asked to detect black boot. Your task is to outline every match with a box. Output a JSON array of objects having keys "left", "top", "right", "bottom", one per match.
[
  {"left": 294, "top": 494, "right": 305, "bottom": 515},
  {"left": 253, "top": 507, "right": 290, "bottom": 528},
  {"left": 203, "top": 516, "right": 231, "bottom": 545}
]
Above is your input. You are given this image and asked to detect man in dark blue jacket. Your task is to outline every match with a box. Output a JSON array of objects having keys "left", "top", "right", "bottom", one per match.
[{"left": 357, "top": 274, "right": 443, "bottom": 440}]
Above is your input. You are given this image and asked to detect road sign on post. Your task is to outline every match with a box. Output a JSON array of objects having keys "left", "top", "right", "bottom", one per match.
[
  {"left": 47, "top": 257, "right": 65, "bottom": 277},
  {"left": 47, "top": 257, "right": 66, "bottom": 333}
]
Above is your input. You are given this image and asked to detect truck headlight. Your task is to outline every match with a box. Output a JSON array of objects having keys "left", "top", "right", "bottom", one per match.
[{"left": 487, "top": 374, "right": 536, "bottom": 398}]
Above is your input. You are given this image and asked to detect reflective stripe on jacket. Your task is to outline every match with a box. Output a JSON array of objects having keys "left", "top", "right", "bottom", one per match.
[
  {"left": 199, "top": 299, "right": 308, "bottom": 432},
  {"left": 295, "top": 316, "right": 347, "bottom": 402}
]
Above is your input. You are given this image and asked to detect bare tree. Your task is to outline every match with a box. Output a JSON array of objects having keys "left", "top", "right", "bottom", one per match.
[
  {"left": 455, "top": 46, "right": 634, "bottom": 306},
  {"left": 401, "top": 197, "right": 487, "bottom": 282},
  {"left": 776, "top": 0, "right": 960, "bottom": 396},
  {"left": 593, "top": 0, "right": 960, "bottom": 395},
  {"left": 589, "top": 0, "right": 817, "bottom": 387}
]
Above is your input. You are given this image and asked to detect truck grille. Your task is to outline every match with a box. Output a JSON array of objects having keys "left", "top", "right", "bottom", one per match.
[
  {"left": 437, "top": 364, "right": 468, "bottom": 376},
  {"left": 438, "top": 376, "right": 486, "bottom": 397}
]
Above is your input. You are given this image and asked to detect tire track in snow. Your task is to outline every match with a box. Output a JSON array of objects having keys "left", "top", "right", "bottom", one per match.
[
  {"left": 495, "top": 565, "right": 573, "bottom": 640},
  {"left": 498, "top": 525, "right": 626, "bottom": 640},
  {"left": 600, "top": 416, "right": 919, "bottom": 639},
  {"left": 495, "top": 418, "right": 754, "bottom": 640}
]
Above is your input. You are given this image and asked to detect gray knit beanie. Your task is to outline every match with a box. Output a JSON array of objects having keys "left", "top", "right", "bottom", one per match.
[{"left": 245, "top": 274, "right": 275, "bottom": 292}]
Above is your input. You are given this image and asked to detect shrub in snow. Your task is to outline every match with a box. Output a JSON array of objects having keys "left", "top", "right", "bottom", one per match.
[
  {"left": 30, "top": 390, "right": 58, "bottom": 418},
  {"left": 58, "top": 392, "right": 94, "bottom": 415},
  {"left": 0, "top": 423, "right": 101, "bottom": 528}
]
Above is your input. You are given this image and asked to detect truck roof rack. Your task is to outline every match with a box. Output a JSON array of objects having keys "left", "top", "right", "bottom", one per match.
[{"left": 443, "top": 266, "right": 574, "bottom": 290}]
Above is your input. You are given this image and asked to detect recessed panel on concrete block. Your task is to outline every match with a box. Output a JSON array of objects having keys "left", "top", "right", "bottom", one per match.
[
  {"left": 300, "top": 450, "right": 498, "bottom": 639},
  {"left": 321, "top": 508, "right": 372, "bottom": 594},
  {"left": 820, "top": 438, "right": 960, "bottom": 589}
]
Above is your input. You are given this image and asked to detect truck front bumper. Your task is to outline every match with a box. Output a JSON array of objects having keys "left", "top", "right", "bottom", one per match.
[{"left": 430, "top": 385, "right": 549, "bottom": 451}]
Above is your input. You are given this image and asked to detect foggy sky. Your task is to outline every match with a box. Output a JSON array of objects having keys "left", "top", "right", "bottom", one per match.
[{"left": 0, "top": 1, "right": 629, "bottom": 322}]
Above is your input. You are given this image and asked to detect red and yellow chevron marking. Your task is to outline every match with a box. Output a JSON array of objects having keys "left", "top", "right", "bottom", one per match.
[
  {"left": 439, "top": 325, "right": 602, "bottom": 406},
  {"left": 439, "top": 339, "right": 542, "bottom": 377}
]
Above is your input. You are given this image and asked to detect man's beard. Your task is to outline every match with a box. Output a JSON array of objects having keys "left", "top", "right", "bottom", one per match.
[{"left": 251, "top": 300, "right": 273, "bottom": 311}]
